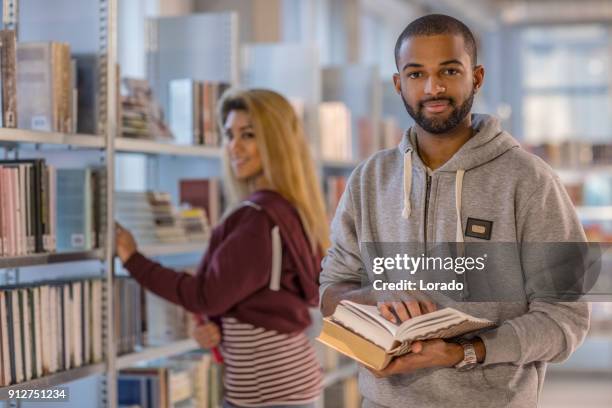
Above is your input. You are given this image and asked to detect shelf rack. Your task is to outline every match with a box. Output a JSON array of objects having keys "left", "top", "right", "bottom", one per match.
[
  {"left": 115, "top": 137, "right": 222, "bottom": 158},
  {"left": 116, "top": 339, "right": 199, "bottom": 370},
  {"left": 321, "top": 158, "right": 360, "bottom": 170},
  {"left": 0, "top": 129, "right": 105, "bottom": 149},
  {"left": 0, "top": 249, "right": 105, "bottom": 269}
]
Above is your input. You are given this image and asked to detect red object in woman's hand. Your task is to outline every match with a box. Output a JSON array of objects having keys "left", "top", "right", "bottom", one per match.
[{"left": 194, "top": 314, "right": 224, "bottom": 363}]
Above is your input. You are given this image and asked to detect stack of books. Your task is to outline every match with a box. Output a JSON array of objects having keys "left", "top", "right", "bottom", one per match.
[{"left": 121, "top": 78, "right": 173, "bottom": 140}]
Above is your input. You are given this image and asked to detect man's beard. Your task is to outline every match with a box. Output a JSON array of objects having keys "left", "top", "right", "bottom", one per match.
[{"left": 403, "top": 90, "right": 475, "bottom": 134}]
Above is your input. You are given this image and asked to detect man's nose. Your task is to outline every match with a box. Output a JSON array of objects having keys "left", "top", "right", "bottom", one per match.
[{"left": 424, "top": 76, "right": 446, "bottom": 96}]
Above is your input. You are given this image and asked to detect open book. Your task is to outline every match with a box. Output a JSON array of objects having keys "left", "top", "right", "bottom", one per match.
[{"left": 317, "top": 300, "right": 495, "bottom": 370}]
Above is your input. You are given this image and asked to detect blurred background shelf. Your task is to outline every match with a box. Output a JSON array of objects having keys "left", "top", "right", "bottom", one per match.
[
  {"left": 321, "top": 159, "right": 360, "bottom": 170},
  {"left": 322, "top": 363, "right": 359, "bottom": 388},
  {"left": 0, "top": 363, "right": 106, "bottom": 400},
  {"left": 116, "top": 339, "right": 199, "bottom": 370},
  {"left": 115, "top": 137, "right": 222, "bottom": 158},
  {"left": 576, "top": 206, "right": 612, "bottom": 221},
  {"left": 0, "top": 249, "right": 105, "bottom": 269},
  {"left": 0, "top": 129, "right": 104, "bottom": 149}
]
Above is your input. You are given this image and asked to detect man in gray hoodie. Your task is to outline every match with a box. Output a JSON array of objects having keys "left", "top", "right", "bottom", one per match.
[{"left": 319, "top": 14, "right": 590, "bottom": 408}]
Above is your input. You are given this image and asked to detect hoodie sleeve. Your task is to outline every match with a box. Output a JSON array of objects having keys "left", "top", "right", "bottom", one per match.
[
  {"left": 479, "top": 174, "right": 591, "bottom": 366},
  {"left": 123, "top": 206, "right": 273, "bottom": 316},
  {"left": 319, "top": 183, "right": 366, "bottom": 299}
]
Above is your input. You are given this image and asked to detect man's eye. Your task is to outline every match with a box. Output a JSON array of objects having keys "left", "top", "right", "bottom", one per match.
[
  {"left": 407, "top": 72, "right": 422, "bottom": 79},
  {"left": 444, "top": 68, "right": 459, "bottom": 75}
]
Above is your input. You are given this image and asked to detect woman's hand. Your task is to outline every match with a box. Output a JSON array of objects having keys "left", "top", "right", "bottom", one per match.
[
  {"left": 115, "top": 222, "right": 138, "bottom": 264},
  {"left": 192, "top": 321, "right": 222, "bottom": 349}
]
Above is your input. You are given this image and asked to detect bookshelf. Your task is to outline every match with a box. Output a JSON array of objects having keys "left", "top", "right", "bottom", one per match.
[
  {"left": 0, "top": 2, "right": 369, "bottom": 407},
  {"left": 0, "top": 0, "right": 236, "bottom": 406}
]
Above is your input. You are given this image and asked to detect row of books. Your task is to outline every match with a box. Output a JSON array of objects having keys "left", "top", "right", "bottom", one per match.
[
  {"left": 118, "top": 352, "right": 223, "bottom": 408},
  {"left": 115, "top": 274, "right": 199, "bottom": 355},
  {"left": 0, "top": 30, "right": 86, "bottom": 133},
  {"left": 0, "top": 159, "right": 56, "bottom": 256},
  {"left": 117, "top": 283, "right": 197, "bottom": 356},
  {"left": 529, "top": 142, "right": 612, "bottom": 168},
  {"left": 319, "top": 101, "right": 404, "bottom": 162},
  {"left": 0, "top": 278, "right": 103, "bottom": 387},
  {"left": 169, "top": 79, "right": 230, "bottom": 147}
]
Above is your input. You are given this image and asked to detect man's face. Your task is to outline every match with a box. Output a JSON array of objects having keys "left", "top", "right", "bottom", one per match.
[{"left": 393, "top": 34, "right": 484, "bottom": 135}]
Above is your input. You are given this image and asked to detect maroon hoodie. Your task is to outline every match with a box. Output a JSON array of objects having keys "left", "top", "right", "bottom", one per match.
[{"left": 123, "top": 190, "right": 321, "bottom": 334}]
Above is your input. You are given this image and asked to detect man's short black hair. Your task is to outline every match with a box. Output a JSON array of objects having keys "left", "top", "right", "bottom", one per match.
[{"left": 394, "top": 14, "right": 477, "bottom": 70}]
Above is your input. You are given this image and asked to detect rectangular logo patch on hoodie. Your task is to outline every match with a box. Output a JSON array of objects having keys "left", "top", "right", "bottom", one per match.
[{"left": 465, "top": 218, "right": 493, "bottom": 240}]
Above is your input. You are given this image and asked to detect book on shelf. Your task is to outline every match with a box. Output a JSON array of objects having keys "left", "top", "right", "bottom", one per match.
[
  {"left": 114, "top": 277, "right": 146, "bottom": 356},
  {"left": 0, "top": 159, "right": 56, "bottom": 256},
  {"left": 179, "top": 179, "right": 221, "bottom": 226},
  {"left": 357, "top": 116, "right": 375, "bottom": 160},
  {"left": 118, "top": 352, "right": 223, "bottom": 408},
  {"left": 317, "top": 300, "right": 494, "bottom": 370},
  {"left": 0, "top": 278, "right": 103, "bottom": 387},
  {"left": 16, "top": 41, "right": 74, "bottom": 132},
  {"left": 0, "top": 29, "right": 18, "bottom": 128},
  {"left": 325, "top": 175, "right": 347, "bottom": 220},
  {"left": 121, "top": 78, "right": 173, "bottom": 141},
  {"left": 73, "top": 54, "right": 99, "bottom": 135},
  {"left": 168, "top": 79, "right": 230, "bottom": 147},
  {"left": 319, "top": 102, "right": 352, "bottom": 162},
  {"left": 528, "top": 141, "right": 612, "bottom": 168},
  {"left": 380, "top": 117, "right": 403, "bottom": 150},
  {"left": 56, "top": 167, "right": 106, "bottom": 251}
]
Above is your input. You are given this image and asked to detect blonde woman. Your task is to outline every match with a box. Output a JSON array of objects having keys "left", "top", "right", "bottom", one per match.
[{"left": 116, "top": 89, "right": 330, "bottom": 408}]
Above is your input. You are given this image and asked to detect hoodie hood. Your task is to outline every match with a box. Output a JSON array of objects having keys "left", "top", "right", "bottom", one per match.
[{"left": 398, "top": 114, "right": 520, "bottom": 243}]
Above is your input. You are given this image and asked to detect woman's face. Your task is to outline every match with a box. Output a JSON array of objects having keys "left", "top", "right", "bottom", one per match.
[{"left": 224, "top": 110, "right": 264, "bottom": 180}]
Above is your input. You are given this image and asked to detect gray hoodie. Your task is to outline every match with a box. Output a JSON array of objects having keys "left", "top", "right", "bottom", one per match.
[{"left": 319, "top": 114, "right": 590, "bottom": 408}]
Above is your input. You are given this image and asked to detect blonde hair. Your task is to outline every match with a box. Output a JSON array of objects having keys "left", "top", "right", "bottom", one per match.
[{"left": 218, "top": 88, "right": 330, "bottom": 253}]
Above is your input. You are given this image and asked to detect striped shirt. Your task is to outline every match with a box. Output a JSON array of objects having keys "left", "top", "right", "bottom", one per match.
[{"left": 221, "top": 317, "right": 323, "bottom": 406}]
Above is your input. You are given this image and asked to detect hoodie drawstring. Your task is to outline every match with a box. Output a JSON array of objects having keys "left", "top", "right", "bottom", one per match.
[
  {"left": 402, "top": 149, "right": 413, "bottom": 219},
  {"left": 455, "top": 169, "right": 465, "bottom": 242}
]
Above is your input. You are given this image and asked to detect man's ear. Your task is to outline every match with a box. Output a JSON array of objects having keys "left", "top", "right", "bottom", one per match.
[
  {"left": 473, "top": 65, "right": 485, "bottom": 92},
  {"left": 392, "top": 73, "right": 402, "bottom": 95}
]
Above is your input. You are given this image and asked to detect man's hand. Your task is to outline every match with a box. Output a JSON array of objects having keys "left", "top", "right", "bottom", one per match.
[
  {"left": 377, "top": 299, "right": 437, "bottom": 323},
  {"left": 369, "top": 339, "right": 463, "bottom": 377},
  {"left": 192, "top": 321, "right": 221, "bottom": 349},
  {"left": 115, "top": 222, "right": 137, "bottom": 264}
]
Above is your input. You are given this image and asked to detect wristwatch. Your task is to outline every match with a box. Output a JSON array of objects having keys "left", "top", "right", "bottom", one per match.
[{"left": 454, "top": 338, "right": 478, "bottom": 371}]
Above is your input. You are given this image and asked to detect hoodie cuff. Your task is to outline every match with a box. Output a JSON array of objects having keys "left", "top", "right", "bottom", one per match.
[{"left": 479, "top": 323, "right": 522, "bottom": 366}]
